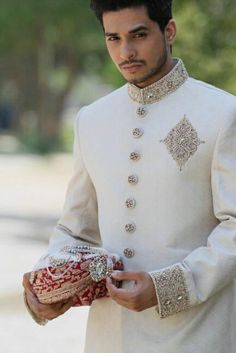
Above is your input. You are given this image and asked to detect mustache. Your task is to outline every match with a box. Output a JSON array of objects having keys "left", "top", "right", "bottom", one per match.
[{"left": 119, "top": 60, "right": 145, "bottom": 68}]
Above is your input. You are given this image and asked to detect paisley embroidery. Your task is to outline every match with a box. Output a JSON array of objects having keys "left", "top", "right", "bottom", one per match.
[{"left": 160, "top": 116, "right": 205, "bottom": 171}]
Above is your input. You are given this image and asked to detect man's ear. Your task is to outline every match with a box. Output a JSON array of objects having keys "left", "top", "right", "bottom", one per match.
[{"left": 165, "top": 19, "right": 177, "bottom": 45}]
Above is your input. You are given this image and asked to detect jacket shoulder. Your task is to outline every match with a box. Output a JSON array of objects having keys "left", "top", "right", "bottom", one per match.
[{"left": 186, "top": 77, "right": 236, "bottom": 105}]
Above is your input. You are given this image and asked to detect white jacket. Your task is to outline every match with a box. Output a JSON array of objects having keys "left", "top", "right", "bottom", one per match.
[{"left": 49, "top": 60, "right": 236, "bottom": 353}]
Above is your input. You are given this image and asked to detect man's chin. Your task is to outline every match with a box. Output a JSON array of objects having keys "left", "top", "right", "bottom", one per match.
[
  {"left": 120, "top": 68, "right": 153, "bottom": 87},
  {"left": 122, "top": 73, "right": 146, "bottom": 85},
  {"left": 127, "top": 76, "right": 150, "bottom": 87}
]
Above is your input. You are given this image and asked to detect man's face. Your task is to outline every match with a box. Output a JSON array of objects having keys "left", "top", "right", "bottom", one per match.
[{"left": 103, "top": 6, "right": 176, "bottom": 88}]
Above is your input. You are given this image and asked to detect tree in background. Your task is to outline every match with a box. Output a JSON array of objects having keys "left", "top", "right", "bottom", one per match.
[
  {"left": 0, "top": 0, "right": 235, "bottom": 152},
  {"left": 174, "top": 0, "right": 236, "bottom": 93},
  {"left": 0, "top": 0, "right": 104, "bottom": 151}
]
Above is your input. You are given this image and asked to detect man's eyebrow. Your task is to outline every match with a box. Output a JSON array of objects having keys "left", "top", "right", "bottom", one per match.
[
  {"left": 129, "top": 25, "right": 149, "bottom": 34},
  {"left": 105, "top": 25, "right": 148, "bottom": 37},
  {"left": 105, "top": 32, "right": 119, "bottom": 37}
]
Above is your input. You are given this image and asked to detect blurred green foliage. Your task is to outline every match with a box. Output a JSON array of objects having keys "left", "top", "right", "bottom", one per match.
[
  {"left": 0, "top": 0, "right": 235, "bottom": 153},
  {"left": 173, "top": 0, "right": 236, "bottom": 93}
]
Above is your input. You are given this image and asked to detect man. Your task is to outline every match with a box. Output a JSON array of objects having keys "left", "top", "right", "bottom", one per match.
[{"left": 23, "top": 1, "right": 236, "bottom": 352}]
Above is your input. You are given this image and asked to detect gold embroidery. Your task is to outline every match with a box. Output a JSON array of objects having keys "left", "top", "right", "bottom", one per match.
[
  {"left": 161, "top": 116, "right": 205, "bottom": 171},
  {"left": 128, "top": 59, "right": 188, "bottom": 105},
  {"left": 149, "top": 264, "right": 190, "bottom": 318}
]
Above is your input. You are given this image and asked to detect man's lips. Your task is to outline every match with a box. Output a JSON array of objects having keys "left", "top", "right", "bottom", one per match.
[{"left": 120, "top": 63, "right": 143, "bottom": 72}]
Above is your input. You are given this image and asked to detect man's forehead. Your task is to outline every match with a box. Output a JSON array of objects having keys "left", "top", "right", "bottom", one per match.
[{"left": 103, "top": 6, "right": 154, "bottom": 33}]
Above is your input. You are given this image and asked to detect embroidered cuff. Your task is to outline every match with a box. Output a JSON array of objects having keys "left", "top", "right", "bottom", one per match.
[
  {"left": 149, "top": 264, "right": 190, "bottom": 318},
  {"left": 23, "top": 291, "right": 48, "bottom": 326}
]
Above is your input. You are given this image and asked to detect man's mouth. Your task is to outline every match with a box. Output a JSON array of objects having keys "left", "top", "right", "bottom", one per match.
[{"left": 120, "top": 63, "right": 143, "bottom": 72}]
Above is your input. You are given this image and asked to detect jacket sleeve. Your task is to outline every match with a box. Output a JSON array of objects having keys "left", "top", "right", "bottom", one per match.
[
  {"left": 149, "top": 113, "right": 236, "bottom": 318},
  {"left": 48, "top": 107, "right": 101, "bottom": 253}
]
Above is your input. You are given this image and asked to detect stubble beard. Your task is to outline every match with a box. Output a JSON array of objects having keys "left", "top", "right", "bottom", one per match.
[{"left": 128, "top": 41, "right": 169, "bottom": 86}]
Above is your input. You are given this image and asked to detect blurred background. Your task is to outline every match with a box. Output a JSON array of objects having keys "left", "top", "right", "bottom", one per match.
[{"left": 0, "top": 0, "right": 236, "bottom": 352}]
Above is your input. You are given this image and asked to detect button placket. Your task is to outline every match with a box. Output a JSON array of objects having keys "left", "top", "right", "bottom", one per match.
[{"left": 124, "top": 104, "right": 148, "bottom": 258}]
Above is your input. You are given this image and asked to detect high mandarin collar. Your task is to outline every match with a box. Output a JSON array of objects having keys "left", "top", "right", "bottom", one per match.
[{"left": 127, "top": 59, "right": 188, "bottom": 105}]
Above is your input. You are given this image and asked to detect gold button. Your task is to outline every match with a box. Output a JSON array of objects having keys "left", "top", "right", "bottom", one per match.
[
  {"left": 136, "top": 106, "right": 148, "bottom": 118},
  {"left": 124, "top": 248, "right": 135, "bottom": 258},
  {"left": 128, "top": 174, "right": 138, "bottom": 185},
  {"left": 132, "top": 128, "right": 143, "bottom": 139},
  {"left": 125, "top": 223, "right": 136, "bottom": 233},
  {"left": 129, "top": 152, "right": 141, "bottom": 161},
  {"left": 125, "top": 198, "right": 136, "bottom": 209}
]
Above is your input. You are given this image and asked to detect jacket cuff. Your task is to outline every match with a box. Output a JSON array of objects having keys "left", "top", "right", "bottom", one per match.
[
  {"left": 149, "top": 263, "right": 190, "bottom": 318},
  {"left": 23, "top": 291, "right": 48, "bottom": 326}
]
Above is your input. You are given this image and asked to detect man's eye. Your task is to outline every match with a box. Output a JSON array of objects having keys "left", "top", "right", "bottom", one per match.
[
  {"left": 107, "top": 36, "right": 119, "bottom": 42},
  {"left": 134, "top": 32, "right": 147, "bottom": 38}
]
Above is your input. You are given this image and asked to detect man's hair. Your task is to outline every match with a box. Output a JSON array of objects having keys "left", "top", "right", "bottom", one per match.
[{"left": 90, "top": 0, "right": 173, "bottom": 32}]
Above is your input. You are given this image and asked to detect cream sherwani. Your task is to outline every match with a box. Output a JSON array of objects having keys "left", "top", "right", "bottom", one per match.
[{"left": 49, "top": 60, "right": 236, "bottom": 353}]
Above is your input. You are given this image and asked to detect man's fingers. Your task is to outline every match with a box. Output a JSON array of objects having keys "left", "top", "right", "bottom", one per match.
[
  {"left": 25, "top": 286, "right": 74, "bottom": 320},
  {"left": 25, "top": 288, "right": 39, "bottom": 307},
  {"left": 22, "top": 272, "right": 33, "bottom": 292},
  {"left": 25, "top": 288, "right": 47, "bottom": 313},
  {"left": 110, "top": 271, "right": 140, "bottom": 282},
  {"left": 106, "top": 278, "right": 144, "bottom": 311},
  {"left": 58, "top": 298, "right": 74, "bottom": 315},
  {"left": 45, "top": 298, "right": 74, "bottom": 320},
  {"left": 106, "top": 277, "right": 134, "bottom": 301}
]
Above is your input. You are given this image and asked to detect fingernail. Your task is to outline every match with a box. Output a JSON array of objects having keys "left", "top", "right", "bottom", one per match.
[{"left": 111, "top": 271, "right": 121, "bottom": 278}]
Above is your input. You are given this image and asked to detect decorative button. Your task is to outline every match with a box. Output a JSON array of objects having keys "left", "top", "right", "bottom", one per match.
[
  {"left": 136, "top": 106, "right": 148, "bottom": 118},
  {"left": 125, "top": 223, "right": 136, "bottom": 233},
  {"left": 132, "top": 128, "right": 143, "bottom": 139},
  {"left": 124, "top": 248, "right": 135, "bottom": 258},
  {"left": 125, "top": 198, "right": 136, "bottom": 209},
  {"left": 129, "top": 152, "right": 141, "bottom": 161},
  {"left": 128, "top": 174, "right": 138, "bottom": 185}
]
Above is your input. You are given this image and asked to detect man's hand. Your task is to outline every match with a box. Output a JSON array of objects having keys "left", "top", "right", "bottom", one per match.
[
  {"left": 106, "top": 271, "right": 157, "bottom": 312},
  {"left": 22, "top": 272, "right": 73, "bottom": 321}
]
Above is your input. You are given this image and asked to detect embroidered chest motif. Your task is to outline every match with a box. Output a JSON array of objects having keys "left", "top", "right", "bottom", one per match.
[{"left": 160, "top": 116, "right": 205, "bottom": 171}]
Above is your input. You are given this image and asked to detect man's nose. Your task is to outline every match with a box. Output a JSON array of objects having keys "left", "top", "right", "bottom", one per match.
[{"left": 120, "top": 41, "right": 136, "bottom": 61}]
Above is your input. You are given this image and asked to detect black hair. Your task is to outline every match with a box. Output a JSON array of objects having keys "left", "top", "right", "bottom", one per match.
[{"left": 90, "top": 0, "right": 173, "bottom": 32}]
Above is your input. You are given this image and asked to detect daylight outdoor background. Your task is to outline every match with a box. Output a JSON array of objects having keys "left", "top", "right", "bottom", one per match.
[{"left": 0, "top": 1, "right": 236, "bottom": 352}]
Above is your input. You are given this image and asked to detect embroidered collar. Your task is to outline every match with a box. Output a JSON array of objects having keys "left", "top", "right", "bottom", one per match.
[{"left": 127, "top": 59, "right": 188, "bottom": 105}]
